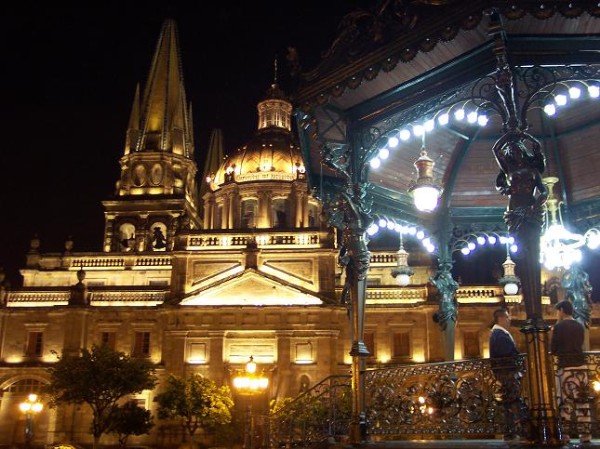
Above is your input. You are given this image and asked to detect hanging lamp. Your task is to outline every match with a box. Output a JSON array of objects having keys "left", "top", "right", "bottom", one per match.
[
  {"left": 540, "top": 176, "right": 585, "bottom": 270},
  {"left": 408, "top": 132, "right": 442, "bottom": 212}
]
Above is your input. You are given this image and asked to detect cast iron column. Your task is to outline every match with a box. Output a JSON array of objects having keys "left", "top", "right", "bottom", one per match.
[
  {"left": 431, "top": 260, "right": 458, "bottom": 361},
  {"left": 341, "top": 221, "right": 370, "bottom": 443},
  {"left": 430, "top": 219, "right": 458, "bottom": 361},
  {"left": 323, "top": 136, "right": 372, "bottom": 444},
  {"left": 489, "top": 11, "right": 561, "bottom": 444}
]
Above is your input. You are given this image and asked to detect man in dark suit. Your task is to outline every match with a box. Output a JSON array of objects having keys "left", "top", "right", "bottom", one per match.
[
  {"left": 489, "top": 308, "right": 525, "bottom": 442},
  {"left": 551, "top": 299, "right": 590, "bottom": 444}
]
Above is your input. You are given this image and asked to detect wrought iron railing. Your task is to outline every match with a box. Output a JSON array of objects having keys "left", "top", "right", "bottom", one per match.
[
  {"left": 268, "top": 375, "right": 352, "bottom": 448},
  {"left": 365, "top": 356, "right": 529, "bottom": 439},
  {"left": 267, "top": 356, "right": 529, "bottom": 448},
  {"left": 554, "top": 352, "right": 600, "bottom": 439},
  {"left": 264, "top": 353, "right": 600, "bottom": 448}
]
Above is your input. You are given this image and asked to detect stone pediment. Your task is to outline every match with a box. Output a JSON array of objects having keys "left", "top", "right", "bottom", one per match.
[
  {"left": 262, "top": 259, "right": 314, "bottom": 285},
  {"left": 181, "top": 270, "right": 323, "bottom": 306},
  {"left": 191, "top": 260, "right": 243, "bottom": 288}
]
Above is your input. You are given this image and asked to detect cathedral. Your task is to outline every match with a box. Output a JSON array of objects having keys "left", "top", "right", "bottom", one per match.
[{"left": 1, "top": 9, "right": 599, "bottom": 448}]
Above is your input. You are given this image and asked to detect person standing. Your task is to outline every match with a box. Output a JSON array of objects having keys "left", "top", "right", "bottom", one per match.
[
  {"left": 551, "top": 299, "right": 590, "bottom": 444},
  {"left": 489, "top": 308, "right": 525, "bottom": 441}
]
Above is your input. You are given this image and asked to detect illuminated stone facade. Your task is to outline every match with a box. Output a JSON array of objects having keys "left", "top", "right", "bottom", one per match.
[{"left": 0, "top": 18, "right": 598, "bottom": 449}]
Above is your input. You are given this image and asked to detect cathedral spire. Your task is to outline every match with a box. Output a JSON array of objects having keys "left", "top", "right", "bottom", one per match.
[
  {"left": 201, "top": 129, "right": 224, "bottom": 200},
  {"left": 103, "top": 19, "right": 201, "bottom": 253},
  {"left": 126, "top": 18, "right": 192, "bottom": 157},
  {"left": 124, "top": 83, "right": 141, "bottom": 156}
]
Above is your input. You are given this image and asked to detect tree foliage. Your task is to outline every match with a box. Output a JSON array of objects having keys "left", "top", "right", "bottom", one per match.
[
  {"left": 108, "top": 400, "right": 154, "bottom": 447},
  {"left": 44, "top": 344, "right": 157, "bottom": 447},
  {"left": 156, "top": 374, "right": 234, "bottom": 439}
]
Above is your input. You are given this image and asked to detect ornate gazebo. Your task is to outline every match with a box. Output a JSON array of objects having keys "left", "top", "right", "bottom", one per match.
[{"left": 294, "top": 2, "right": 600, "bottom": 445}]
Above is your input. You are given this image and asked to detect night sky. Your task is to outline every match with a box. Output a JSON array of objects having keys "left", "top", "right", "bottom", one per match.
[{"left": 1, "top": 2, "right": 370, "bottom": 285}]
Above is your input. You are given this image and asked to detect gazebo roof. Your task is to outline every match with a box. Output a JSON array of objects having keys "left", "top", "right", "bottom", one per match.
[{"left": 295, "top": 1, "right": 600, "bottom": 234}]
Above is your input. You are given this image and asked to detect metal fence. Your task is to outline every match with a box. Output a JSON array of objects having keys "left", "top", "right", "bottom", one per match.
[{"left": 267, "top": 353, "right": 600, "bottom": 448}]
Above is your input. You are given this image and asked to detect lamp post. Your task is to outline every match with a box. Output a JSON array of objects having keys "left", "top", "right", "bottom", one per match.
[
  {"left": 19, "top": 393, "right": 43, "bottom": 448},
  {"left": 233, "top": 356, "right": 269, "bottom": 449}
]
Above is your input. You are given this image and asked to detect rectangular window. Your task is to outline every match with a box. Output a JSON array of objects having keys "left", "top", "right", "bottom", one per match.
[
  {"left": 393, "top": 332, "right": 411, "bottom": 359},
  {"left": 463, "top": 331, "right": 481, "bottom": 359},
  {"left": 188, "top": 342, "right": 207, "bottom": 363},
  {"left": 100, "top": 332, "right": 116, "bottom": 350},
  {"left": 26, "top": 332, "right": 43, "bottom": 357},
  {"left": 133, "top": 332, "right": 150, "bottom": 358},
  {"left": 294, "top": 342, "right": 313, "bottom": 364}
]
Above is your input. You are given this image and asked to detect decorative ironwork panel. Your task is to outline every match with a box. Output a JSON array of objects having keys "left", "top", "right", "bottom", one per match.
[
  {"left": 554, "top": 352, "right": 600, "bottom": 439},
  {"left": 365, "top": 356, "right": 529, "bottom": 438},
  {"left": 268, "top": 375, "right": 351, "bottom": 448}
]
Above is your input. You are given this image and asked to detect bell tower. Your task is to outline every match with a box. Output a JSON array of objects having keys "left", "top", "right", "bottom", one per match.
[{"left": 102, "top": 19, "right": 201, "bottom": 253}]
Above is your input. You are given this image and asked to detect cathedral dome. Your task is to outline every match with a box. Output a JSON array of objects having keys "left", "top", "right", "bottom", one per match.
[
  {"left": 201, "top": 81, "right": 318, "bottom": 231},
  {"left": 211, "top": 128, "right": 305, "bottom": 187},
  {"left": 209, "top": 84, "right": 306, "bottom": 189}
]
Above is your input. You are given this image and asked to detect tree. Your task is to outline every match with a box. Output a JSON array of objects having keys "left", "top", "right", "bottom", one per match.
[
  {"left": 45, "top": 344, "right": 157, "bottom": 448},
  {"left": 156, "top": 374, "right": 234, "bottom": 445},
  {"left": 108, "top": 400, "right": 154, "bottom": 447}
]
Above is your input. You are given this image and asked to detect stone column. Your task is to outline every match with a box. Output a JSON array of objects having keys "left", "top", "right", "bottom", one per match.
[
  {"left": 276, "top": 331, "right": 292, "bottom": 397},
  {"left": 162, "top": 330, "right": 188, "bottom": 377},
  {"left": 203, "top": 196, "right": 214, "bottom": 230},
  {"left": 257, "top": 191, "right": 270, "bottom": 228},
  {"left": 228, "top": 193, "right": 235, "bottom": 229},
  {"left": 222, "top": 194, "right": 230, "bottom": 230},
  {"left": 209, "top": 331, "right": 225, "bottom": 384}
]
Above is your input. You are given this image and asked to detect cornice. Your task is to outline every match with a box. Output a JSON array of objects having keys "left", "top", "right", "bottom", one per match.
[{"left": 296, "top": 1, "right": 600, "bottom": 110}]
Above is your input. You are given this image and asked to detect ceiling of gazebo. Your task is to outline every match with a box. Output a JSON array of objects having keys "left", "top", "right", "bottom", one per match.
[{"left": 295, "top": 1, "right": 600, "bottom": 232}]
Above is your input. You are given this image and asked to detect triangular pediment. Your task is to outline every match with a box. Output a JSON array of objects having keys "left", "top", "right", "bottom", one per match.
[{"left": 181, "top": 270, "right": 323, "bottom": 306}]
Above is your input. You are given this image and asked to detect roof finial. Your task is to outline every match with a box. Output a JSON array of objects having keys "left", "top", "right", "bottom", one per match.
[{"left": 273, "top": 56, "right": 278, "bottom": 86}]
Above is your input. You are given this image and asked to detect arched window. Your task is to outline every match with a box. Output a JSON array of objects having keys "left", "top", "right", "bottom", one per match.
[
  {"left": 307, "top": 203, "right": 320, "bottom": 228},
  {"left": 118, "top": 223, "right": 136, "bottom": 252},
  {"left": 241, "top": 200, "right": 258, "bottom": 229},
  {"left": 150, "top": 222, "right": 167, "bottom": 251},
  {"left": 215, "top": 205, "right": 223, "bottom": 230},
  {"left": 299, "top": 375, "right": 310, "bottom": 393},
  {"left": 272, "top": 199, "right": 288, "bottom": 229}
]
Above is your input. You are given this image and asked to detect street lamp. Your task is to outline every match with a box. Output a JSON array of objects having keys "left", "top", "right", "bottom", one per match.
[
  {"left": 233, "top": 356, "right": 269, "bottom": 449},
  {"left": 233, "top": 356, "right": 269, "bottom": 393},
  {"left": 19, "top": 393, "right": 43, "bottom": 447}
]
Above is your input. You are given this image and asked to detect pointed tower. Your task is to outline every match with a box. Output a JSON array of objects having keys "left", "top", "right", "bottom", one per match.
[
  {"left": 102, "top": 19, "right": 201, "bottom": 253},
  {"left": 201, "top": 129, "right": 224, "bottom": 198},
  {"left": 200, "top": 129, "right": 224, "bottom": 226}
]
